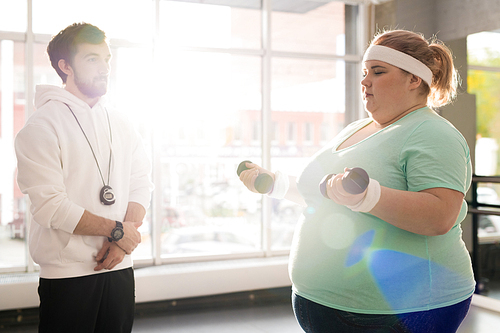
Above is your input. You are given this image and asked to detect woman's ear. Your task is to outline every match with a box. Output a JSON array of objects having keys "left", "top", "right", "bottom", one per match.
[{"left": 409, "top": 74, "right": 423, "bottom": 90}]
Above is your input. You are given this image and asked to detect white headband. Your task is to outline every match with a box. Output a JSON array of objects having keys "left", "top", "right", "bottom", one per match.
[{"left": 363, "top": 45, "right": 433, "bottom": 86}]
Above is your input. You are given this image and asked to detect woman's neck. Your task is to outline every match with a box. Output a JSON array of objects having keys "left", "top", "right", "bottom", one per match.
[{"left": 372, "top": 103, "right": 427, "bottom": 128}]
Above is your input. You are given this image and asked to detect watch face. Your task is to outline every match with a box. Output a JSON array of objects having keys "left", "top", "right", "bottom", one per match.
[{"left": 112, "top": 228, "right": 124, "bottom": 241}]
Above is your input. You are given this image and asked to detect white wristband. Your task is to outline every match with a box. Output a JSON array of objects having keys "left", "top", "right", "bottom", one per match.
[
  {"left": 346, "top": 179, "right": 381, "bottom": 212},
  {"left": 267, "top": 171, "right": 289, "bottom": 199}
]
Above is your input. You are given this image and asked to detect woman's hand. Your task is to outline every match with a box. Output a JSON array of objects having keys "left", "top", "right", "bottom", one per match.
[
  {"left": 324, "top": 168, "right": 381, "bottom": 213},
  {"left": 325, "top": 171, "right": 367, "bottom": 207},
  {"left": 238, "top": 162, "right": 275, "bottom": 194}
]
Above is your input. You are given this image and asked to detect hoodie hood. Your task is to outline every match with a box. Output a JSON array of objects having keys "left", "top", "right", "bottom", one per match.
[{"left": 34, "top": 85, "right": 107, "bottom": 112}]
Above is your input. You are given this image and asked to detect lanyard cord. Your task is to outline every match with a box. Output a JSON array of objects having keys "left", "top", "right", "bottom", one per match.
[{"left": 64, "top": 103, "right": 113, "bottom": 187}]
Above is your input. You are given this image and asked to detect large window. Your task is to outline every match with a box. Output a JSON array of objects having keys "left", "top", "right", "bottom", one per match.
[
  {"left": 154, "top": 50, "right": 264, "bottom": 259},
  {"left": 468, "top": 32, "right": 500, "bottom": 177},
  {"left": 0, "top": 0, "right": 364, "bottom": 273},
  {"left": 32, "top": 0, "right": 153, "bottom": 41},
  {"left": 468, "top": 31, "right": 500, "bottom": 300},
  {"left": 0, "top": 40, "right": 26, "bottom": 272}
]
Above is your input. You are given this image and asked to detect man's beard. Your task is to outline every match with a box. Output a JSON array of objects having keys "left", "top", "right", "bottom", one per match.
[{"left": 74, "top": 72, "right": 108, "bottom": 99}]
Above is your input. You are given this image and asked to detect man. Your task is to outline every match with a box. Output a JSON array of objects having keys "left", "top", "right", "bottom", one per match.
[{"left": 15, "top": 23, "right": 153, "bottom": 332}]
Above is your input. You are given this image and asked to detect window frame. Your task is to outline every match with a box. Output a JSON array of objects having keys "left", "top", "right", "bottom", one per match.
[{"left": 0, "top": 0, "right": 368, "bottom": 273}]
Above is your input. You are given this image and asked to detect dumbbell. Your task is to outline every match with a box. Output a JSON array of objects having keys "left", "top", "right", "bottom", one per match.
[
  {"left": 319, "top": 167, "right": 369, "bottom": 198},
  {"left": 237, "top": 160, "right": 274, "bottom": 194}
]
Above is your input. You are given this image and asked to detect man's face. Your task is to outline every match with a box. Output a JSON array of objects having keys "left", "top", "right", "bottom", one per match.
[{"left": 70, "top": 42, "right": 111, "bottom": 98}]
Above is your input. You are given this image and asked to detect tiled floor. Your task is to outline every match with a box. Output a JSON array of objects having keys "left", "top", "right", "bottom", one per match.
[
  {"left": 133, "top": 301, "right": 302, "bottom": 333},
  {"left": 134, "top": 299, "right": 500, "bottom": 333},
  {"left": 2, "top": 291, "right": 500, "bottom": 332},
  {"left": 458, "top": 305, "right": 500, "bottom": 332},
  {"left": 132, "top": 302, "right": 500, "bottom": 333}
]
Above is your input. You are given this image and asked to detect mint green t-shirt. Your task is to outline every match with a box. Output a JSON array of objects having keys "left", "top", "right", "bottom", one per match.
[{"left": 291, "top": 107, "right": 475, "bottom": 314}]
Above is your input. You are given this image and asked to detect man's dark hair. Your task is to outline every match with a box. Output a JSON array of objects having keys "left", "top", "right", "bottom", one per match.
[{"left": 47, "top": 22, "right": 107, "bottom": 83}]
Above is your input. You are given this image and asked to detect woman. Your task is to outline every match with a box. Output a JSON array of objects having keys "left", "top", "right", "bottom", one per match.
[{"left": 239, "top": 30, "right": 474, "bottom": 332}]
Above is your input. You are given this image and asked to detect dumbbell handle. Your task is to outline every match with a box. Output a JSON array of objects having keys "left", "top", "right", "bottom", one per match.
[
  {"left": 237, "top": 160, "right": 274, "bottom": 194},
  {"left": 319, "top": 167, "right": 369, "bottom": 198}
]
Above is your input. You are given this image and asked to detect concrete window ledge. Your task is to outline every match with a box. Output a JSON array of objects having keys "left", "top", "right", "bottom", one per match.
[
  {"left": 0, "top": 256, "right": 291, "bottom": 311},
  {"left": 5, "top": 256, "right": 496, "bottom": 315}
]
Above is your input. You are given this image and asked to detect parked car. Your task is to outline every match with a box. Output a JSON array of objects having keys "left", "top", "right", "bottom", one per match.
[
  {"left": 161, "top": 226, "right": 257, "bottom": 255},
  {"left": 478, "top": 215, "right": 500, "bottom": 244},
  {"left": 477, "top": 186, "right": 500, "bottom": 205}
]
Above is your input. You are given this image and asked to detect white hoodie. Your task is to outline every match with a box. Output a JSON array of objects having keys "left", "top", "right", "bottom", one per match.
[{"left": 15, "top": 85, "right": 153, "bottom": 278}]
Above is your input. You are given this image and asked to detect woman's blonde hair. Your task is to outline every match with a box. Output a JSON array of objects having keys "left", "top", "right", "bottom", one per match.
[{"left": 370, "top": 30, "right": 459, "bottom": 108}]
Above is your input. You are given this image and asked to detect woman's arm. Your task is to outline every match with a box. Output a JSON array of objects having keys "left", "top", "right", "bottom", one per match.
[
  {"left": 284, "top": 175, "right": 307, "bottom": 207},
  {"left": 369, "top": 186, "right": 464, "bottom": 236},
  {"left": 238, "top": 162, "right": 306, "bottom": 207},
  {"left": 326, "top": 169, "right": 465, "bottom": 236}
]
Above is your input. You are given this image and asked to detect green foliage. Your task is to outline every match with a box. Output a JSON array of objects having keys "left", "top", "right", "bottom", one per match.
[
  {"left": 469, "top": 49, "right": 500, "bottom": 67},
  {"left": 468, "top": 50, "right": 500, "bottom": 139},
  {"left": 468, "top": 49, "right": 500, "bottom": 174},
  {"left": 468, "top": 70, "right": 500, "bottom": 138}
]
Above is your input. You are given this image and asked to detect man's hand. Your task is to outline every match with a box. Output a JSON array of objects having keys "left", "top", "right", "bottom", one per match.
[
  {"left": 115, "top": 221, "right": 143, "bottom": 254},
  {"left": 94, "top": 241, "right": 126, "bottom": 271}
]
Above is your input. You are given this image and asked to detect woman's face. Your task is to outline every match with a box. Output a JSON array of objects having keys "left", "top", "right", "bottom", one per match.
[{"left": 361, "top": 60, "right": 414, "bottom": 125}]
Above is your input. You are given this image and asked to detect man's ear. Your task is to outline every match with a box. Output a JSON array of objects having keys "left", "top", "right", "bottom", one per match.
[{"left": 58, "top": 59, "right": 73, "bottom": 76}]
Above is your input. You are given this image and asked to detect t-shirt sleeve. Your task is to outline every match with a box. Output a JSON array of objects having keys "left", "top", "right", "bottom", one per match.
[{"left": 399, "top": 119, "right": 471, "bottom": 194}]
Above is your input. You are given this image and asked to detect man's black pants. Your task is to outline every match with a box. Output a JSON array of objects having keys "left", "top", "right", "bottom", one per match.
[{"left": 38, "top": 268, "right": 135, "bottom": 333}]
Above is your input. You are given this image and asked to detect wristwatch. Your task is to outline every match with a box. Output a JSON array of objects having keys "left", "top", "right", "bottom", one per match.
[{"left": 108, "top": 221, "right": 124, "bottom": 242}]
